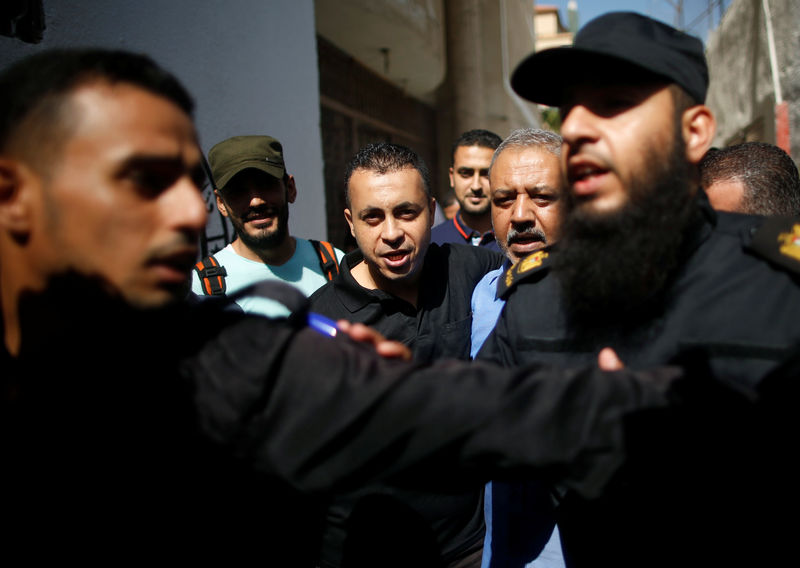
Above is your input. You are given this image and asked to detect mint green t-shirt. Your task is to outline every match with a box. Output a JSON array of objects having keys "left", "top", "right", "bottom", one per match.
[{"left": 191, "top": 239, "right": 344, "bottom": 317}]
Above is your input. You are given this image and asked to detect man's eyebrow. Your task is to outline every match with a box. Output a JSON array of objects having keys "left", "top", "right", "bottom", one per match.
[
  {"left": 529, "top": 184, "right": 561, "bottom": 193},
  {"left": 116, "top": 154, "right": 207, "bottom": 187},
  {"left": 457, "top": 167, "right": 476, "bottom": 173},
  {"left": 493, "top": 184, "right": 560, "bottom": 197},
  {"left": 117, "top": 153, "right": 186, "bottom": 172},
  {"left": 393, "top": 201, "right": 422, "bottom": 210},
  {"left": 492, "top": 187, "right": 515, "bottom": 196},
  {"left": 357, "top": 205, "right": 383, "bottom": 216}
]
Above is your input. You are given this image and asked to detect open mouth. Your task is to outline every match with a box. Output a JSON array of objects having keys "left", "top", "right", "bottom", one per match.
[
  {"left": 382, "top": 250, "right": 411, "bottom": 268},
  {"left": 510, "top": 234, "right": 544, "bottom": 246},
  {"left": 568, "top": 162, "right": 610, "bottom": 196},
  {"left": 508, "top": 232, "right": 546, "bottom": 256}
]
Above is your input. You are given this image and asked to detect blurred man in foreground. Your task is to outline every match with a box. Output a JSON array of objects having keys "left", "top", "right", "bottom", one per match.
[{"left": 481, "top": 11, "right": 800, "bottom": 566}]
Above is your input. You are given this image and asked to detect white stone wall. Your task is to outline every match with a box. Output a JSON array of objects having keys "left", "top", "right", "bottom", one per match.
[{"left": 0, "top": 0, "right": 328, "bottom": 246}]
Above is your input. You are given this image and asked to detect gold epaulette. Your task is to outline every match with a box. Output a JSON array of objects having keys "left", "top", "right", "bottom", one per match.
[
  {"left": 497, "top": 249, "right": 553, "bottom": 298},
  {"left": 746, "top": 216, "right": 800, "bottom": 274}
]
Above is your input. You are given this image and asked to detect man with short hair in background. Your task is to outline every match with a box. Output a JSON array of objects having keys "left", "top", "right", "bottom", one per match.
[
  {"left": 312, "top": 141, "right": 502, "bottom": 362},
  {"left": 433, "top": 129, "right": 503, "bottom": 252},
  {"left": 700, "top": 141, "right": 800, "bottom": 216}
]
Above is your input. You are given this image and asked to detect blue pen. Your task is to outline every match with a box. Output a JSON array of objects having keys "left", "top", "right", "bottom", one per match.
[{"left": 307, "top": 312, "right": 339, "bottom": 337}]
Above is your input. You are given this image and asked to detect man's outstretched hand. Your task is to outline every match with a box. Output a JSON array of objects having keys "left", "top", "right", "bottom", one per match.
[
  {"left": 337, "top": 319, "right": 412, "bottom": 361},
  {"left": 598, "top": 347, "right": 624, "bottom": 371}
]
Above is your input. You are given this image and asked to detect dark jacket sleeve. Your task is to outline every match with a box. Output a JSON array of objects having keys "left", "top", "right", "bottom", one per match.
[{"left": 186, "top": 314, "right": 677, "bottom": 500}]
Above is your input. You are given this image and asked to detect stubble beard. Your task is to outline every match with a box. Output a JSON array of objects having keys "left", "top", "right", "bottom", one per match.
[
  {"left": 459, "top": 191, "right": 491, "bottom": 217},
  {"left": 462, "top": 201, "right": 490, "bottom": 217},
  {"left": 553, "top": 128, "right": 697, "bottom": 327},
  {"left": 232, "top": 202, "right": 290, "bottom": 253}
]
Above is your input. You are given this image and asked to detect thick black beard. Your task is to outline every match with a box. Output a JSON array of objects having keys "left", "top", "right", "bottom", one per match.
[
  {"left": 554, "top": 134, "right": 696, "bottom": 328},
  {"left": 232, "top": 202, "right": 290, "bottom": 253}
]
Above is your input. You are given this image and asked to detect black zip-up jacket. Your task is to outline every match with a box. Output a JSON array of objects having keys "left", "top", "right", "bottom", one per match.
[{"left": 1, "top": 276, "right": 678, "bottom": 566}]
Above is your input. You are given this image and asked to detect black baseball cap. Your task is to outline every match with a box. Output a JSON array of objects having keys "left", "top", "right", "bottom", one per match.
[{"left": 512, "top": 11, "right": 708, "bottom": 106}]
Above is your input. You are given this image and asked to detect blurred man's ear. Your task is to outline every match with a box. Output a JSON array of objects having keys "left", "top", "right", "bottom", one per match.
[
  {"left": 0, "top": 159, "right": 35, "bottom": 236},
  {"left": 681, "top": 105, "right": 716, "bottom": 166}
]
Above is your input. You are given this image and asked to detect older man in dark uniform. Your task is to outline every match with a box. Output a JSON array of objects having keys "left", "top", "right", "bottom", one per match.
[{"left": 479, "top": 11, "right": 800, "bottom": 567}]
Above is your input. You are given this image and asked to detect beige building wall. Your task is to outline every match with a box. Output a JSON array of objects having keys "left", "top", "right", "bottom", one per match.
[
  {"left": 436, "top": 0, "right": 541, "bottom": 195},
  {"left": 315, "top": 0, "right": 543, "bottom": 202},
  {"left": 706, "top": 0, "right": 800, "bottom": 158},
  {"left": 315, "top": 0, "right": 446, "bottom": 104},
  {"left": 535, "top": 4, "right": 573, "bottom": 51}
]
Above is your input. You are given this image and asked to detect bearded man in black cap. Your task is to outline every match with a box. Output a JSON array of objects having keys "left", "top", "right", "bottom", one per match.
[{"left": 478, "top": 11, "right": 800, "bottom": 567}]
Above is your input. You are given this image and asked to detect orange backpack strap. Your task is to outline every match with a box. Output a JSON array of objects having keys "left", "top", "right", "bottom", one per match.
[
  {"left": 310, "top": 239, "right": 340, "bottom": 281},
  {"left": 193, "top": 255, "right": 228, "bottom": 296}
]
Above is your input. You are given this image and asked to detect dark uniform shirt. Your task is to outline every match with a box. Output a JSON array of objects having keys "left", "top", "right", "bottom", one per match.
[
  {"left": 480, "top": 197, "right": 800, "bottom": 386},
  {"left": 431, "top": 212, "right": 502, "bottom": 252},
  {"left": 479, "top": 195, "right": 800, "bottom": 566},
  {"left": 310, "top": 242, "right": 503, "bottom": 362},
  {"left": 2, "top": 276, "right": 677, "bottom": 565},
  {"left": 309, "top": 243, "right": 502, "bottom": 566}
]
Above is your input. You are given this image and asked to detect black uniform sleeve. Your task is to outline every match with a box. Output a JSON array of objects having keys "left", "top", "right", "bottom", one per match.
[{"left": 187, "top": 314, "right": 677, "bottom": 500}]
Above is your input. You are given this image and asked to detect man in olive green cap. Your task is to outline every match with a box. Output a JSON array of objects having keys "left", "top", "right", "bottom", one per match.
[{"left": 191, "top": 135, "right": 344, "bottom": 316}]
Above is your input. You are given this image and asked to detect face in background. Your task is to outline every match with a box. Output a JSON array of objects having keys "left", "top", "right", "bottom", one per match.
[
  {"left": 704, "top": 178, "right": 745, "bottom": 213},
  {"left": 345, "top": 166, "right": 435, "bottom": 291},
  {"left": 216, "top": 169, "right": 296, "bottom": 252},
  {"left": 24, "top": 81, "right": 207, "bottom": 308},
  {"left": 449, "top": 144, "right": 495, "bottom": 217},
  {"left": 490, "top": 147, "right": 563, "bottom": 263}
]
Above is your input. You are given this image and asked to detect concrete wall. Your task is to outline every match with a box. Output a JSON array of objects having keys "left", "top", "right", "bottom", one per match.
[
  {"left": 488, "top": 0, "right": 542, "bottom": 135},
  {"left": 316, "top": 0, "right": 446, "bottom": 103},
  {"left": 435, "top": 0, "right": 540, "bottom": 194},
  {"left": 0, "top": 0, "right": 327, "bottom": 250},
  {"left": 706, "top": 0, "right": 800, "bottom": 159}
]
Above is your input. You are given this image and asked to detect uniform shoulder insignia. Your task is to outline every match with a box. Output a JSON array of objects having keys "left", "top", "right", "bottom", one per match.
[
  {"left": 745, "top": 216, "right": 800, "bottom": 274},
  {"left": 497, "top": 250, "right": 552, "bottom": 298}
]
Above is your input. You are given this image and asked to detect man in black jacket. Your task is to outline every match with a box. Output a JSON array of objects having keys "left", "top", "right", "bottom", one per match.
[
  {"left": 480, "top": 11, "right": 800, "bottom": 566},
  {"left": 311, "top": 142, "right": 503, "bottom": 363},
  {"left": 309, "top": 142, "right": 503, "bottom": 566}
]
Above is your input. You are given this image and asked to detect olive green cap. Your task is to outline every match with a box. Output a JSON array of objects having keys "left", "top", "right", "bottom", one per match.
[{"left": 208, "top": 135, "right": 286, "bottom": 190}]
